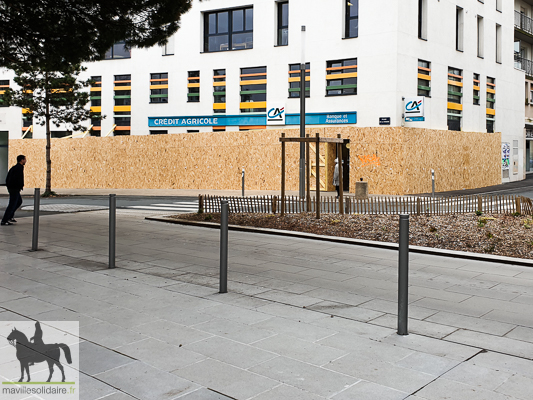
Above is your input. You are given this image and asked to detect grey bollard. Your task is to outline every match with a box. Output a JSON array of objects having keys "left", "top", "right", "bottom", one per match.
[
  {"left": 397, "top": 214, "right": 409, "bottom": 335},
  {"left": 109, "top": 194, "right": 116, "bottom": 269},
  {"left": 31, "top": 188, "right": 40, "bottom": 251},
  {"left": 242, "top": 168, "right": 245, "bottom": 197},
  {"left": 219, "top": 200, "right": 229, "bottom": 293}
]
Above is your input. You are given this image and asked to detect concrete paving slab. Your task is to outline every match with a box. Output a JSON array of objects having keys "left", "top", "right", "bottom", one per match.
[{"left": 332, "top": 381, "right": 408, "bottom": 400}]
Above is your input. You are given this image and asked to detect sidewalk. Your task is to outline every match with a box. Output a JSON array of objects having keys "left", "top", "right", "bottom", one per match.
[{"left": 1, "top": 209, "right": 533, "bottom": 399}]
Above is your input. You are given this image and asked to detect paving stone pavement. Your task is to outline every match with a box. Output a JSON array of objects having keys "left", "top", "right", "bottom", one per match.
[{"left": 0, "top": 210, "right": 532, "bottom": 399}]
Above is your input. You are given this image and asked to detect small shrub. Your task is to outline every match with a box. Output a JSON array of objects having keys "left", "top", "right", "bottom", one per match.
[
  {"left": 197, "top": 208, "right": 204, "bottom": 214},
  {"left": 486, "top": 231, "right": 493, "bottom": 239},
  {"left": 484, "top": 244, "right": 495, "bottom": 253},
  {"left": 475, "top": 210, "right": 482, "bottom": 216},
  {"left": 512, "top": 212, "right": 521, "bottom": 217},
  {"left": 204, "top": 214, "right": 213, "bottom": 221},
  {"left": 429, "top": 226, "right": 437, "bottom": 233}
]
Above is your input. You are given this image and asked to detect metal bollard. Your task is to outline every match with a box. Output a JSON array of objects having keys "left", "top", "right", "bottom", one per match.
[
  {"left": 31, "top": 188, "right": 40, "bottom": 251},
  {"left": 219, "top": 200, "right": 229, "bottom": 293},
  {"left": 431, "top": 169, "right": 435, "bottom": 198},
  {"left": 397, "top": 214, "right": 409, "bottom": 335},
  {"left": 242, "top": 168, "right": 245, "bottom": 197},
  {"left": 109, "top": 194, "right": 116, "bottom": 269}
]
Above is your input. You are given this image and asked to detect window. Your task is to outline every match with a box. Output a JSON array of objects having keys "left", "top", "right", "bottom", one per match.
[
  {"left": 418, "top": 0, "right": 427, "bottom": 40},
  {"left": 345, "top": 0, "right": 359, "bottom": 38},
  {"left": 162, "top": 36, "right": 175, "bottom": 56},
  {"left": 326, "top": 58, "right": 357, "bottom": 96},
  {"left": 188, "top": 71, "right": 200, "bottom": 102},
  {"left": 447, "top": 67, "right": 463, "bottom": 131},
  {"left": 89, "top": 76, "right": 102, "bottom": 135},
  {"left": 240, "top": 66, "right": 266, "bottom": 113},
  {"left": 105, "top": 41, "right": 131, "bottom": 59},
  {"left": 456, "top": 7, "right": 464, "bottom": 51},
  {"left": 417, "top": 60, "right": 431, "bottom": 97},
  {"left": 487, "top": 77, "right": 495, "bottom": 133},
  {"left": 114, "top": 74, "right": 131, "bottom": 135},
  {"left": 213, "top": 69, "right": 226, "bottom": 114},
  {"left": 496, "top": 24, "right": 502, "bottom": 63},
  {"left": 289, "top": 63, "right": 310, "bottom": 98},
  {"left": 477, "top": 16, "right": 484, "bottom": 58},
  {"left": 496, "top": 0, "right": 502, "bottom": 12},
  {"left": 22, "top": 110, "right": 33, "bottom": 138},
  {"left": 277, "top": 2, "right": 288, "bottom": 46},
  {"left": 150, "top": 73, "right": 168, "bottom": 103},
  {"left": 204, "top": 7, "right": 253, "bottom": 52},
  {"left": 0, "top": 79, "right": 9, "bottom": 107},
  {"left": 473, "top": 73, "right": 480, "bottom": 106}
]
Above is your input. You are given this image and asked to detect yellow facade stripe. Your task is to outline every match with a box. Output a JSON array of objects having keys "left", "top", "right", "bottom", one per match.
[
  {"left": 417, "top": 73, "right": 431, "bottom": 81},
  {"left": 486, "top": 88, "right": 496, "bottom": 94},
  {"left": 90, "top": 106, "right": 102, "bottom": 113},
  {"left": 448, "top": 80, "right": 463, "bottom": 87},
  {"left": 288, "top": 76, "right": 311, "bottom": 83},
  {"left": 213, "top": 82, "right": 226, "bottom": 87},
  {"left": 187, "top": 83, "right": 200, "bottom": 88},
  {"left": 447, "top": 102, "right": 463, "bottom": 111},
  {"left": 22, "top": 108, "right": 32, "bottom": 114},
  {"left": 240, "top": 79, "right": 267, "bottom": 86},
  {"left": 486, "top": 108, "right": 496, "bottom": 116},
  {"left": 473, "top": 86, "right": 480, "bottom": 91},
  {"left": 240, "top": 101, "right": 267, "bottom": 109},
  {"left": 114, "top": 86, "right": 131, "bottom": 91},
  {"left": 90, "top": 87, "right": 102, "bottom": 92},
  {"left": 326, "top": 72, "right": 357, "bottom": 80},
  {"left": 150, "top": 84, "right": 168, "bottom": 89},
  {"left": 213, "top": 103, "right": 226, "bottom": 110},
  {"left": 0, "top": 90, "right": 4, "bottom": 95},
  {"left": 113, "top": 105, "right": 131, "bottom": 112}
]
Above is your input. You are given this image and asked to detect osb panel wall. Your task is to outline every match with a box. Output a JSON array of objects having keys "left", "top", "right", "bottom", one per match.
[
  {"left": 9, "top": 127, "right": 500, "bottom": 194},
  {"left": 8, "top": 128, "right": 326, "bottom": 191}
]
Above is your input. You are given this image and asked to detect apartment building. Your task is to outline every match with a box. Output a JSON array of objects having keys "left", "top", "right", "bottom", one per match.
[{"left": 0, "top": 0, "right": 526, "bottom": 186}]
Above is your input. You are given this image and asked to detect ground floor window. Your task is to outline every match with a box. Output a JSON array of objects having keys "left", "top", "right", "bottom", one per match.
[{"left": 527, "top": 139, "right": 533, "bottom": 173}]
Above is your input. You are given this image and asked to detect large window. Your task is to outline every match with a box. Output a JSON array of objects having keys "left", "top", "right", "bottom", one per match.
[
  {"left": 213, "top": 69, "right": 226, "bottom": 114},
  {"left": 188, "top": 71, "right": 200, "bottom": 102},
  {"left": 417, "top": 60, "right": 431, "bottom": 97},
  {"left": 456, "top": 7, "right": 464, "bottom": 51},
  {"left": 240, "top": 66, "right": 266, "bottom": 113},
  {"left": 204, "top": 7, "right": 253, "bottom": 52},
  {"left": 114, "top": 74, "right": 131, "bottom": 135},
  {"left": 289, "top": 63, "right": 310, "bottom": 98},
  {"left": 90, "top": 76, "right": 102, "bottom": 136},
  {"left": 477, "top": 15, "right": 484, "bottom": 58},
  {"left": 105, "top": 41, "right": 131, "bottom": 59},
  {"left": 326, "top": 58, "right": 357, "bottom": 96},
  {"left": 487, "top": 77, "right": 496, "bottom": 133},
  {"left": 150, "top": 73, "right": 168, "bottom": 104},
  {"left": 473, "top": 73, "right": 480, "bottom": 106},
  {"left": 0, "top": 80, "right": 9, "bottom": 107},
  {"left": 277, "top": 2, "right": 289, "bottom": 46},
  {"left": 447, "top": 67, "right": 463, "bottom": 131},
  {"left": 345, "top": 0, "right": 359, "bottom": 38},
  {"left": 418, "top": 0, "right": 427, "bottom": 40}
]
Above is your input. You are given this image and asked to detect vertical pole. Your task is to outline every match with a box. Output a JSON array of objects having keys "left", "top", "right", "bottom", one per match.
[
  {"left": 31, "top": 188, "right": 40, "bottom": 251},
  {"left": 315, "top": 132, "right": 320, "bottom": 219},
  {"left": 337, "top": 134, "right": 344, "bottom": 215},
  {"left": 306, "top": 134, "right": 311, "bottom": 212},
  {"left": 397, "top": 214, "right": 409, "bottom": 335},
  {"left": 242, "top": 168, "right": 245, "bottom": 197},
  {"left": 281, "top": 133, "right": 286, "bottom": 216},
  {"left": 109, "top": 194, "right": 116, "bottom": 269},
  {"left": 219, "top": 200, "right": 229, "bottom": 293},
  {"left": 431, "top": 169, "right": 435, "bottom": 198},
  {"left": 299, "top": 25, "right": 307, "bottom": 199}
]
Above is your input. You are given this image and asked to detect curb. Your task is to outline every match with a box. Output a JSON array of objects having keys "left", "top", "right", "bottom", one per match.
[{"left": 145, "top": 216, "right": 533, "bottom": 268}]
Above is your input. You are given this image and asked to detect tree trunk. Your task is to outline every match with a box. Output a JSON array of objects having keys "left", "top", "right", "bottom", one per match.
[{"left": 45, "top": 90, "right": 51, "bottom": 194}]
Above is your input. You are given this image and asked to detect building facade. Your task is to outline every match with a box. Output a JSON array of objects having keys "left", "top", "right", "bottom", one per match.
[{"left": 0, "top": 0, "right": 527, "bottom": 186}]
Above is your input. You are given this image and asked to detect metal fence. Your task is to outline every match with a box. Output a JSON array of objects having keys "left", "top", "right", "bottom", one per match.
[{"left": 200, "top": 194, "right": 533, "bottom": 216}]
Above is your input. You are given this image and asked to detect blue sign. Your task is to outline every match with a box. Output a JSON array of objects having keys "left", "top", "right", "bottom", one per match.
[
  {"left": 405, "top": 116, "right": 425, "bottom": 122},
  {"left": 148, "top": 112, "right": 357, "bottom": 127}
]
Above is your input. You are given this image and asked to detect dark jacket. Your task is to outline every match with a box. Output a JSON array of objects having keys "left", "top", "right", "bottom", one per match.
[{"left": 5, "top": 163, "right": 24, "bottom": 192}]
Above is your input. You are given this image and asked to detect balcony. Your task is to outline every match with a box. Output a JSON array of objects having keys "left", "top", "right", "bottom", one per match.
[
  {"left": 516, "top": 11, "right": 533, "bottom": 36},
  {"left": 515, "top": 54, "right": 533, "bottom": 77}
]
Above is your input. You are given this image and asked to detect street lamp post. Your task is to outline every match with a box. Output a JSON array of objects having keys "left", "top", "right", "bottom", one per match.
[{"left": 299, "top": 25, "right": 306, "bottom": 199}]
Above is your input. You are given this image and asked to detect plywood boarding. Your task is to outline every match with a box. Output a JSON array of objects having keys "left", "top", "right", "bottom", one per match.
[{"left": 9, "top": 127, "right": 501, "bottom": 194}]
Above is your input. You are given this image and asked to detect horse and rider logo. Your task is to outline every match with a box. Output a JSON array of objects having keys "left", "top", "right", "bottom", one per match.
[{"left": 6, "top": 322, "right": 72, "bottom": 383}]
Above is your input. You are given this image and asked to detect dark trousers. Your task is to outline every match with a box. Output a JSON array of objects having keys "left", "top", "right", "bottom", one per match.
[
  {"left": 2, "top": 190, "right": 22, "bottom": 223},
  {"left": 335, "top": 185, "right": 340, "bottom": 196}
]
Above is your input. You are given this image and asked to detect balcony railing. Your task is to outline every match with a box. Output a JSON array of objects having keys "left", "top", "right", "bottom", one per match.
[
  {"left": 516, "top": 11, "right": 533, "bottom": 36},
  {"left": 515, "top": 54, "right": 533, "bottom": 77}
]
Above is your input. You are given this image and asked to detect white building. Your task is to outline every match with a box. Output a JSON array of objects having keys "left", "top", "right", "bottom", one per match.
[{"left": 0, "top": 0, "right": 527, "bottom": 184}]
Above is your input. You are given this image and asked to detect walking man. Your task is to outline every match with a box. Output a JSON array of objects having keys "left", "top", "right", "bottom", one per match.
[{"left": 1, "top": 155, "right": 26, "bottom": 226}]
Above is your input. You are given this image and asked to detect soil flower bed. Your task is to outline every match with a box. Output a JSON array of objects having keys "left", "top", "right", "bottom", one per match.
[{"left": 172, "top": 212, "right": 533, "bottom": 260}]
